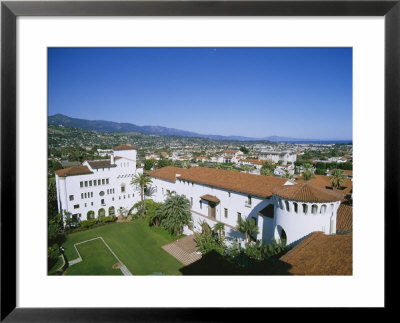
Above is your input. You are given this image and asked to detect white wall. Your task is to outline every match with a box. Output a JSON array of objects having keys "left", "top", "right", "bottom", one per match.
[
  {"left": 56, "top": 152, "right": 141, "bottom": 221},
  {"left": 272, "top": 195, "right": 341, "bottom": 245},
  {"left": 148, "top": 175, "right": 276, "bottom": 244}
]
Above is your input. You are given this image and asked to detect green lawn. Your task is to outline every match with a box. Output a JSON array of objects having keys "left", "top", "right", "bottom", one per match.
[
  {"left": 63, "top": 219, "right": 184, "bottom": 275},
  {"left": 48, "top": 255, "right": 64, "bottom": 275},
  {"left": 65, "top": 239, "right": 123, "bottom": 275}
]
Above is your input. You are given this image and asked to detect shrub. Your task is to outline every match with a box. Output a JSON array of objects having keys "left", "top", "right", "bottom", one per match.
[
  {"left": 100, "top": 215, "right": 117, "bottom": 224},
  {"left": 48, "top": 243, "right": 61, "bottom": 270},
  {"left": 79, "top": 218, "right": 97, "bottom": 229}
]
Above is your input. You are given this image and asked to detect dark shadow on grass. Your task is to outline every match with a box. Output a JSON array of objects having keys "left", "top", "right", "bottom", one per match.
[{"left": 179, "top": 250, "right": 293, "bottom": 275}]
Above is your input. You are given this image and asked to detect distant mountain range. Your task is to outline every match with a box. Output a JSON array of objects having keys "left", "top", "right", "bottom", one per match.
[{"left": 48, "top": 114, "right": 351, "bottom": 144}]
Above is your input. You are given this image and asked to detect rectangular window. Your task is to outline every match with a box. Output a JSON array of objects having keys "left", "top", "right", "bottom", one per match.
[
  {"left": 91, "top": 192, "right": 93, "bottom": 198},
  {"left": 85, "top": 181, "right": 88, "bottom": 187},
  {"left": 190, "top": 197, "right": 193, "bottom": 206},
  {"left": 101, "top": 199, "right": 105, "bottom": 205},
  {"left": 80, "top": 182, "right": 83, "bottom": 188},
  {"left": 106, "top": 178, "right": 109, "bottom": 184},
  {"left": 121, "top": 186, "right": 125, "bottom": 193},
  {"left": 102, "top": 179, "right": 105, "bottom": 185},
  {"left": 81, "top": 193, "right": 84, "bottom": 199},
  {"left": 84, "top": 193, "right": 87, "bottom": 198},
  {"left": 200, "top": 201, "right": 202, "bottom": 209},
  {"left": 97, "top": 179, "right": 100, "bottom": 185},
  {"left": 94, "top": 180, "right": 97, "bottom": 186},
  {"left": 69, "top": 195, "right": 74, "bottom": 201},
  {"left": 89, "top": 180, "right": 92, "bottom": 186},
  {"left": 237, "top": 212, "right": 242, "bottom": 221},
  {"left": 74, "top": 204, "right": 79, "bottom": 209},
  {"left": 91, "top": 202, "right": 93, "bottom": 206},
  {"left": 84, "top": 203, "right": 87, "bottom": 207},
  {"left": 112, "top": 198, "right": 114, "bottom": 201},
  {"left": 224, "top": 208, "right": 228, "bottom": 218}
]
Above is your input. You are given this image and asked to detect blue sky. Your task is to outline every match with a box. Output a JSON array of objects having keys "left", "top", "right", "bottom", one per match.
[{"left": 48, "top": 48, "right": 352, "bottom": 140}]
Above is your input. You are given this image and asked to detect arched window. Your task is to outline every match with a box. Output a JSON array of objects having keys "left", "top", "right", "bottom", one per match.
[
  {"left": 108, "top": 206, "right": 115, "bottom": 216},
  {"left": 98, "top": 208, "right": 105, "bottom": 217},
  {"left": 285, "top": 200, "right": 290, "bottom": 211},
  {"left": 302, "top": 204, "right": 308, "bottom": 214},
  {"left": 293, "top": 202, "right": 298, "bottom": 213},
  {"left": 279, "top": 199, "right": 284, "bottom": 210},
  {"left": 87, "top": 210, "right": 95, "bottom": 219},
  {"left": 320, "top": 204, "right": 327, "bottom": 214},
  {"left": 311, "top": 204, "right": 318, "bottom": 215}
]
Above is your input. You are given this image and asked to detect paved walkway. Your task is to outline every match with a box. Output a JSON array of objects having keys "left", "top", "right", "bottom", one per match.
[{"left": 162, "top": 235, "right": 202, "bottom": 266}]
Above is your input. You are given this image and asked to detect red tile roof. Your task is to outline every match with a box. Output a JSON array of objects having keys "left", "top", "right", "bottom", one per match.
[
  {"left": 87, "top": 160, "right": 114, "bottom": 168},
  {"left": 55, "top": 165, "right": 93, "bottom": 177},
  {"left": 278, "top": 232, "right": 352, "bottom": 275},
  {"left": 113, "top": 144, "right": 136, "bottom": 150},
  {"left": 148, "top": 166, "right": 189, "bottom": 182},
  {"left": 271, "top": 182, "right": 344, "bottom": 203},
  {"left": 336, "top": 204, "right": 353, "bottom": 233},
  {"left": 200, "top": 194, "right": 220, "bottom": 203},
  {"left": 296, "top": 175, "right": 352, "bottom": 196},
  {"left": 178, "top": 167, "right": 287, "bottom": 198},
  {"left": 242, "top": 159, "right": 264, "bottom": 165}
]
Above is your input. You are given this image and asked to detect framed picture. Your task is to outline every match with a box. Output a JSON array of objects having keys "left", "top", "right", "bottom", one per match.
[{"left": 1, "top": 0, "right": 397, "bottom": 320}]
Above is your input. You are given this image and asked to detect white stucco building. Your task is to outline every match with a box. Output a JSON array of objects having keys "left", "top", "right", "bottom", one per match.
[
  {"left": 55, "top": 145, "right": 142, "bottom": 222},
  {"left": 148, "top": 166, "right": 344, "bottom": 246},
  {"left": 258, "top": 150, "right": 297, "bottom": 165}
]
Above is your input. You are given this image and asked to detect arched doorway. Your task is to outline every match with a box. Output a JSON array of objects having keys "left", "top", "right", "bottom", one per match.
[
  {"left": 98, "top": 208, "right": 105, "bottom": 218},
  {"left": 87, "top": 210, "right": 95, "bottom": 219},
  {"left": 108, "top": 206, "right": 115, "bottom": 216},
  {"left": 275, "top": 225, "right": 287, "bottom": 246}
]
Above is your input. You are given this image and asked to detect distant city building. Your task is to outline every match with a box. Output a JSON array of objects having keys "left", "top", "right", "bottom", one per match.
[{"left": 258, "top": 150, "right": 297, "bottom": 165}]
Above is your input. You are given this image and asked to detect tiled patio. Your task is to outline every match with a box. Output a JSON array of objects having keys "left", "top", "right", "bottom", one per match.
[{"left": 162, "top": 235, "right": 201, "bottom": 266}]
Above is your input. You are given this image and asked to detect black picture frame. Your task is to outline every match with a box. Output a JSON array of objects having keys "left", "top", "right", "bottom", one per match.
[{"left": 1, "top": 0, "right": 398, "bottom": 321}]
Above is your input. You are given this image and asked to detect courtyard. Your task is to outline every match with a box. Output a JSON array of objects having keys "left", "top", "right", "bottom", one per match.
[{"left": 61, "top": 219, "right": 186, "bottom": 275}]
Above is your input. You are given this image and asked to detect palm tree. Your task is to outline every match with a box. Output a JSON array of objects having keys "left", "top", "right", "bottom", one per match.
[
  {"left": 329, "top": 168, "right": 346, "bottom": 189},
  {"left": 283, "top": 169, "right": 294, "bottom": 180},
  {"left": 160, "top": 194, "right": 192, "bottom": 236},
  {"left": 236, "top": 218, "right": 259, "bottom": 244},
  {"left": 213, "top": 222, "right": 225, "bottom": 247},
  {"left": 302, "top": 162, "right": 315, "bottom": 182},
  {"left": 130, "top": 172, "right": 152, "bottom": 217},
  {"left": 165, "top": 189, "right": 176, "bottom": 198}
]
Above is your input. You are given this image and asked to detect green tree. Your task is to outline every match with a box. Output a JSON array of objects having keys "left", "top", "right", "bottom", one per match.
[
  {"left": 160, "top": 194, "right": 192, "bottom": 236},
  {"left": 239, "top": 146, "right": 249, "bottom": 154},
  {"left": 330, "top": 169, "right": 346, "bottom": 189},
  {"left": 48, "top": 179, "right": 58, "bottom": 218},
  {"left": 260, "top": 160, "right": 275, "bottom": 176},
  {"left": 283, "top": 170, "right": 294, "bottom": 180},
  {"left": 144, "top": 159, "right": 155, "bottom": 171},
  {"left": 302, "top": 162, "right": 315, "bottom": 182},
  {"left": 156, "top": 158, "right": 173, "bottom": 169},
  {"left": 212, "top": 222, "right": 226, "bottom": 247},
  {"left": 236, "top": 218, "right": 259, "bottom": 244},
  {"left": 130, "top": 172, "right": 153, "bottom": 217}
]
